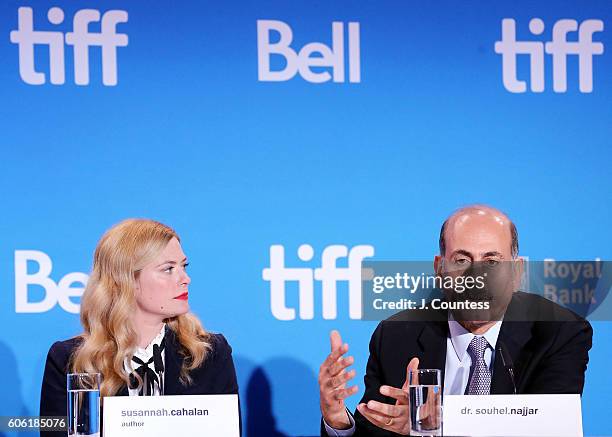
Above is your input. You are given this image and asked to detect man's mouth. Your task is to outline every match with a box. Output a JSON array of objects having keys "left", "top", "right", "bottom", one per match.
[{"left": 174, "top": 292, "right": 189, "bottom": 300}]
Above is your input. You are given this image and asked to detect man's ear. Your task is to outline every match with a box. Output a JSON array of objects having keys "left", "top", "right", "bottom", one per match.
[
  {"left": 434, "top": 255, "right": 443, "bottom": 275},
  {"left": 511, "top": 256, "right": 525, "bottom": 290}
]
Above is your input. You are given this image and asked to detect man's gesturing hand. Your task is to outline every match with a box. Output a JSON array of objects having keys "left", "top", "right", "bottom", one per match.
[
  {"left": 319, "top": 330, "right": 358, "bottom": 429},
  {"left": 356, "top": 357, "right": 420, "bottom": 435}
]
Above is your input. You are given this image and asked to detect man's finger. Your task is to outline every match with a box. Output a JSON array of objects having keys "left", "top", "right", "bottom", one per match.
[
  {"left": 365, "top": 400, "right": 402, "bottom": 418},
  {"left": 379, "top": 385, "right": 408, "bottom": 404},
  {"left": 357, "top": 403, "right": 395, "bottom": 429},
  {"left": 322, "top": 343, "right": 348, "bottom": 368},
  {"left": 328, "top": 355, "right": 354, "bottom": 376},
  {"left": 402, "top": 357, "right": 420, "bottom": 390},
  {"left": 327, "top": 369, "right": 356, "bottom": 389},
  {"left": 331, "top": 385, "right": 359, "bottom": 401},
  {"left": 330, "top": 330, "right": 343, "bottom": 352}
]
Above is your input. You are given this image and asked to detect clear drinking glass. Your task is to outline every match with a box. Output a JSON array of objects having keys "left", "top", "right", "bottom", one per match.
[
  {"left": 408, "top": 369, "right": 442, "bottom": 436},
  {"left": 67, "top": 373, "right": 101, "bottom": 436}
]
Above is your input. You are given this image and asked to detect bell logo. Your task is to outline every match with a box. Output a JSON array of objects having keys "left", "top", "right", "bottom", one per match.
[
  {"left": 257, "top": 20, "right": 361, "bottom": 83},
  {"left": 14, "top": 250, "right": 88, "bottom": 314},
  {"left": 262, "top": 244, "right": 374, "bottom": 320},
  {"left": 10, "top": 7, "right": 128, "bottom": 86},
  {"left": 494, "top": 18, "right": 604, "bottom": 93}
]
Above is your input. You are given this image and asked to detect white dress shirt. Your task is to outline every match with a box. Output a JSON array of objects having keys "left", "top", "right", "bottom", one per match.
[
  {"left": 123, "top": 323, "right": 167, "bottom": 396},
  {"left": 444, "top": 316, "right": 501, "bottom": 395},
  {"left": 324, "top": 318, "right": 503, "bottom": 436}
]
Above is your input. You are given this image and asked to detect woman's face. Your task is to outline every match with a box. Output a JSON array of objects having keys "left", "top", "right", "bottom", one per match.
[{"left": 134, "top": 237, "right": 191, "bottom": 321}]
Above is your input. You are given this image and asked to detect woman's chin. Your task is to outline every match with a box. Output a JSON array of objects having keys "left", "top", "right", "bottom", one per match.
[{"left": 163, "top": 302, "right": 190, "bottom": 319}]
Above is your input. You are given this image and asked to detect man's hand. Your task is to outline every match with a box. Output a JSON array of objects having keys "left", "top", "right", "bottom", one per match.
[
  {"left": 356, "top": 357, "right": 419, "bottom": 435},
  {"left": 319, "top": 330, "right": 358, "bottom": 429}
]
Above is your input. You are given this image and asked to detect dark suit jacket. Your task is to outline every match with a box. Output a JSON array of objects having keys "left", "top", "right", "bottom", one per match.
[
  {"left": 40, "top": 330, "right": 239, "bottom": 436},
  {"left": 321, "top": 291, "right": 593, "bottom": 436}
]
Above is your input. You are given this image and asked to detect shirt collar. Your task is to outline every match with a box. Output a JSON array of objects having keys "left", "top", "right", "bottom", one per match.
[
  {"left": 133, "top": 323, "right": 166, "bottom": 360},
  {"left": 448, "top": 315, "right": 502, "bottom": 362}
]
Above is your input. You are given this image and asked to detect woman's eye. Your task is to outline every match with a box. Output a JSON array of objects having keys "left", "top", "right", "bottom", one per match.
[{"left": 164, "top": 266, "right": 174, "bottom": 273}]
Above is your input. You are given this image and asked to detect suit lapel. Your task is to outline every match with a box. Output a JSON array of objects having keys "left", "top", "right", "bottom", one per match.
[
  {"left": 491, "top": 304, "right": 534, "bottom": 394},
  {"left": 163, "top": 328, "right": 183, "bottom": 395},
  {"left": 416, "top": 320, "right": 449, "bottom": 386},
  {"left": 117, "top": 384, "right": 129, "bottom": 396}
]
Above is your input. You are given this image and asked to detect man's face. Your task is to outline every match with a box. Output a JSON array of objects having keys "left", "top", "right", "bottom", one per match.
[{"left": 434, "top": 209, "right": 520, "bottom": 324}]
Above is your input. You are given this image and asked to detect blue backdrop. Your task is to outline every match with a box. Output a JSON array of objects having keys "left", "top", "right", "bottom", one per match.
[{"left": 0, "top": 1, "right": 610, "bottom": 435}]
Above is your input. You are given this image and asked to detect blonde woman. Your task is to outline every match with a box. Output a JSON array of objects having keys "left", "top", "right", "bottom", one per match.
[{"left": 39, "top": 219, "right": 238, "bottom": 431}]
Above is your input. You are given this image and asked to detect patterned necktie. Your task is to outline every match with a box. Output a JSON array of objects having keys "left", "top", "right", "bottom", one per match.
[{"left": 466, "top": 336, "right": 491, "bottom": 395}]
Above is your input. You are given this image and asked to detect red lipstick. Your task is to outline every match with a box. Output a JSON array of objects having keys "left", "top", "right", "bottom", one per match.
[{"left": 174, "top": 292, "right": 188, "bottom": 300}]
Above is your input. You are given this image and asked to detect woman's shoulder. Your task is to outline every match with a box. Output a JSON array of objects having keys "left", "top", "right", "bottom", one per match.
[
  {"left": 46, "top": 336, "right": 83, "bottom": 365},
  {"left": 166, "top": 329, "right": 232, "bottom": 363},
  {"left": 207, "top": 332, "right": 232, "bottom": 356},
  {"left": 41, "top": 336, "right": 84, "bottom": 398},
  {"left": 163, "top": 330, "right": 238, "bottom": 394},
  {"left": 197, "top": 333, "right": 237, "bottom": 393}
]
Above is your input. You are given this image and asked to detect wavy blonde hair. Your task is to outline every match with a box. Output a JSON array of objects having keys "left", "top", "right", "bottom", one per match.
[{"left": 71, "top": 219, "right": 212, "bottom": 396}]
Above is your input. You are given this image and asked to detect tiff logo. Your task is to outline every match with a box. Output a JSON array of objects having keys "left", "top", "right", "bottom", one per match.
[
  {"left": 494, "top": 18, "right": 604, "bottom": 93},
  {"left": 262, "top": 244, "right": 374, "bottom": 320},
  {"left": 10, "top": 7, "right": 128, "bottom": 86},
  {"left": 257, "top": 20, "right": 360, "bottom": 83}
]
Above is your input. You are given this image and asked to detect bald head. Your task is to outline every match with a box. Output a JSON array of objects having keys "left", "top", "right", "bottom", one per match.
[{"left": 439, "top": 205, "right": 519, "bottom": 259}]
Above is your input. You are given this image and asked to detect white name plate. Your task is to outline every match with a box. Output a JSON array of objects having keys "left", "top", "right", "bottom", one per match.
[
  {"left": 443, "top": 394, "right": 582, "bottom": 436},
  {"left": 103, "top": 394, "right": 240, "bottom": 437}
]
